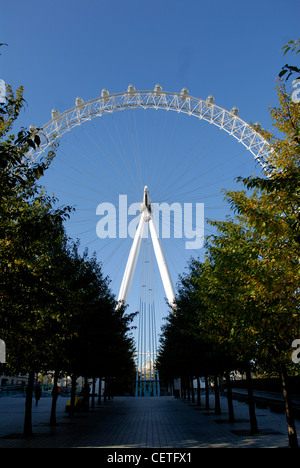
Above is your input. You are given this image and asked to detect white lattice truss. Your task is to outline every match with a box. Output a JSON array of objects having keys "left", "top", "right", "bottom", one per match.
[{"left": 28, "top": 86, "right": 270, "bottom": 171}]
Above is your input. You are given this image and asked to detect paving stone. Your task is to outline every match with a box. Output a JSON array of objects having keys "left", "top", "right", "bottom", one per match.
[{"left": 0, "top": 394, "right": 299, "bottom": 448}]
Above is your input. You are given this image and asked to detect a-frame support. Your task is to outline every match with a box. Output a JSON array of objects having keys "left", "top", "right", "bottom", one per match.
[{"left": 117, "top": 186, "right": 175, "bottom": 306}]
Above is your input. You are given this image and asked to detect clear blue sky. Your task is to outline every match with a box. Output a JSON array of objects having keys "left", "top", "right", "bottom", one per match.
[
  {"left": 2, "top": 0, "right": 299, "bottom": 129},
  {"left": 2, "top": 0, "right": 300, "bottom": 349}
]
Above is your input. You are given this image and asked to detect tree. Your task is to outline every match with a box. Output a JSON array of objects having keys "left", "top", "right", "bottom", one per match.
[
  {"left": 209, "top": 77, "right": 300, "bottom": 446},
  {"left": 47, "top": 241, "right": 136, "bottom": 418},
  {"left": 191, "top": 42, "right": 300, "bottom": 446},
  {"left": 160, "top": 41, "right": 300, "bottom": 446},
  {"left": 0, "top": 84, "right": 72, "bottom": 435},
  {"left": 0, "top": 83, "right": 136, "bottom": 433},
  {"left": 198, "top": 220, "right": 267, "bottom": 433},
  {"left": 157, "top": 260, "right": 238, "bottom": 415}
]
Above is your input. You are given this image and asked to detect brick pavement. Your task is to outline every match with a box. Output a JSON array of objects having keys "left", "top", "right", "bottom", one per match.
[{"left": 0, "top": 393, "right": 299, "bottom": 448}]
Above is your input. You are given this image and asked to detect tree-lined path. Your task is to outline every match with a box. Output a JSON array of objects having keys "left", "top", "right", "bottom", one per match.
[
  {"left": 1, "top": 38, "right": 300, "bottom": 450},
  {"left": 0, "top": 395, "right": 299, "bottom": 448}
]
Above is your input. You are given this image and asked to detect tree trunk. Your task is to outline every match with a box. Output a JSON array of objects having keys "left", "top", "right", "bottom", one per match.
[
  {"left": 50, "top": 370, "right": 59, "bottom": 426},
  {"left": 191, "top": 377, "right": 195, "bottom": 403},
  {"left": 97, "top": 377, "right": 102, "bottom": 405},
  {"left": 24, "top": 371, "right": 34, "bottom": 437},
  {"left": 205, "top": 375, "right": 210, "bottom": 409},
  {"left": 104, "top": 379, "right": 107, "bottom": 403},
  {"left": 196, "top": 377, "right": 201, "bottom": 406},
  {"left": 83, "top": 376, "right": 90, "bottom": 410},
  {"left": 91, "top": 377, "right": 96, "bottom": 408},
  {"left": 187, "top": 376, "right": 191, "bottom": 401},
  {"left": 279, "top": 363, "right": 298, "bottom": 448},
  {"left": 182, "top": 377, "right": 186, "bottom": 399},
  {"left": 246, "top": 368, "right": 259, "bottom": 435},
  {"left": 225, "top": 371, "right": 235, "bottom": 422},
  {"left": 213, "top": 375, "right": 221, "bottom": 415},
  {"left": 69, "top": 374, "right": 77, "bottom": 417}
]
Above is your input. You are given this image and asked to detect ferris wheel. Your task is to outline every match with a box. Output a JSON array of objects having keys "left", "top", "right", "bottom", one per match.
[{"left": 28, "top": 85, "right": 270, "bottom": 395}]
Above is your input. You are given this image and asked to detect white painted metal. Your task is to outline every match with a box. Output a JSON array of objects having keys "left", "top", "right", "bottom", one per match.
[
  {"left": 148, "top": 217, "right": 175, "bottom": 306},
  {"left": 28, "top": 85, "right": 271, "bottom": 172},
  {"left": 118, "top": 186, "right": 175, "bottom": 307},
  {"left": 117, "top": 204, "right": 145, "bottom": 306}
]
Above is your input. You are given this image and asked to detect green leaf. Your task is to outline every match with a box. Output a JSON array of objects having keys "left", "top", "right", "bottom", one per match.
[{"left": 279, "top": 69, "right": 288, "bottom": 77}]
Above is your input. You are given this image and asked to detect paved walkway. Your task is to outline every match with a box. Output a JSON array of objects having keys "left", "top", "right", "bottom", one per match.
[{"left": 0, "top": 393, "right": 299, "bottom": 448}]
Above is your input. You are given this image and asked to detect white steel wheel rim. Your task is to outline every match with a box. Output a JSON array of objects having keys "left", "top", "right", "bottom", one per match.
[{"left": 29, "top": 87, "right": 270, "bottom": 170}]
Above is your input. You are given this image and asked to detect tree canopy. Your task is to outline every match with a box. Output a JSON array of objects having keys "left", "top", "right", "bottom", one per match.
[{"left": 0, "top": 84, "right": 136, "bottom": 436}]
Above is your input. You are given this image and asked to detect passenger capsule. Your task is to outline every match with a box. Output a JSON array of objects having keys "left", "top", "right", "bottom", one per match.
[
  {"left": 180, "top": 87, "right": 189, "bottom": 101},
  {"left": 29, "top": 125, "right": 38, "bottom": 134},
  {"left": 230, "top": 106, "right": 239, "bottom": 116},
  {"left": 75, "top": 96, "right": 84, "bottom": 108},
  {"left": 254, "top": 122, "right": 262, "bottom": 130},
  {"left": 127, "top": 84, "right": 136, "bottom": 98},
  {"left": 206, "top": 95, "right": 215, "bottom": 105},
  {"left": 154, "top": 84, "right": 162, "bottom": 97},
  {"left": 51, "top": 109, "right": 60, "bottom": 120},
  {"left": 101, "top": 88, "right": 109, "bottom": 102}
]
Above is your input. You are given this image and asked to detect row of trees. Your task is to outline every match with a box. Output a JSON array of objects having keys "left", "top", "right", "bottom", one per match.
[
  {"left": 0, "top": 84, "right": 136, "bottom": 436},
  {"left": 157, "top": 43, "right": 300, "bottom": 448}
]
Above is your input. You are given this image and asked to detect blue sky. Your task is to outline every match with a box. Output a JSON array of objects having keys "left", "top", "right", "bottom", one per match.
[
  {"left": 2, "top": 0, "right": 299, "bottom": 129},
  {"left": 2, "top": 0, "right": 300, "bottom": 351}
]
